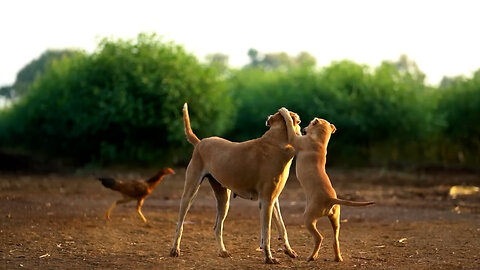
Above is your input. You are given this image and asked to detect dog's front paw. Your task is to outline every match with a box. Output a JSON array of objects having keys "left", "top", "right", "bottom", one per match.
[
  {"left": 218, "top": 250, "right": 231, "bottom": 258},
  {"left": 284, "top": 248, "right": 298, "bottom": 258},
  {"left": 307, "top": 254, "right": 317, "bottom": 262},
  {"left": 265, "top": 257, "right": 280, "bottom": 264},
  {"left": 169, "top": 247, "right": 180, "bottom": 257},
  {"left": 335, "top": 255, "right": 343, "bottom": 262},
  {"left": 279, "top": 107, "right": 289, "bottom": 114}
]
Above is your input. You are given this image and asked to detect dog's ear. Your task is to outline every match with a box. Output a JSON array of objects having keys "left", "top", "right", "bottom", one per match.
[
  {"left": 265, "top": 115, "right": 273, "bottom": 127},
  {"left": 330, "top": 124, "right": 337, "bottom": 134}
]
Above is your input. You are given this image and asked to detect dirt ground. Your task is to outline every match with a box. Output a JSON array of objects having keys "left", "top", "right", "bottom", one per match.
[{"left": 1, "top": 167, "right": 480, "bottom": 269}]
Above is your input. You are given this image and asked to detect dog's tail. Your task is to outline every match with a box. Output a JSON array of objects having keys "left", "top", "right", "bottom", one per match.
[
  {"left": 329, "top": 198, "right": 375, "bottom": 207},
  {"left": 183, "top": 103, "right": 200, "bottom": 146}
]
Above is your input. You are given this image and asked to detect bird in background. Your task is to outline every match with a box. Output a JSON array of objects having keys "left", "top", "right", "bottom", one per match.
[{"left": 98, "top": 168, "right": 175, "bottom": 223}]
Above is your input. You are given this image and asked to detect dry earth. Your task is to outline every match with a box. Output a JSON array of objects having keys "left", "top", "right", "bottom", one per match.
[{"left": 1, "top": 168, "right": 480, "bottom": 269}]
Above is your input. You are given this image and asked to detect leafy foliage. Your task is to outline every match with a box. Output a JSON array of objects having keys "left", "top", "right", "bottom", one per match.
[
  {"left": 435, "top": 70, "right": 480, "bottom": 165},
  {"left": 0, "top": 43, "right": 478, "bottom": 168},
  {"left": 226, "top": 57, "right": 438, "bottom": 165},
  {"left": 0, "top": 34, "right": 232, "bottom": 165}
]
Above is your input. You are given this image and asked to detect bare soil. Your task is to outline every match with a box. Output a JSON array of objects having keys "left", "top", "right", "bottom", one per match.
[{"left": 1, "top": 168, "right": 480, "bottom": 269}]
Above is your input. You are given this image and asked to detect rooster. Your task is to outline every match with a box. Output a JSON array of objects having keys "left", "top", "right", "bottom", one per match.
[{"left": 98, "top": 168, "right": 175, "bottom": 223}]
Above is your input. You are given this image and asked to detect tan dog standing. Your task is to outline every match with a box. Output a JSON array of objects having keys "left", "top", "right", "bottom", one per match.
[
  {"left": 170, "top": 103, "right": 302, "bottom": 264},
  {"left": 279, "top": 108, "right": 375, "bottom": 262}
]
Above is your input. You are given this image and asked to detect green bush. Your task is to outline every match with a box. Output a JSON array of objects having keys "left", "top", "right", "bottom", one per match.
[
  {"left": 0, "top": 33, "right": 232, "bottom": 165},
  {"left": 1, "top": 41, "right": 479, "bottom": 168},
  {"left": 435, "top": 71, "right": 480, "bottom": 165},
  {"left": 226, "top": 60, "right": 440, "bottom": 166}
]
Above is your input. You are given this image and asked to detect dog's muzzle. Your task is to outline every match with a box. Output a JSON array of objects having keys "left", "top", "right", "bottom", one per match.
[{"left": 301, "top": 128, "right": 307, "bottom": 135}]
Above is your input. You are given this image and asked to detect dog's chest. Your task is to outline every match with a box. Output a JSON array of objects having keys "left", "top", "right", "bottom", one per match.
[{"left": 272, "top": 158, "right": 293, "bottom": 191}]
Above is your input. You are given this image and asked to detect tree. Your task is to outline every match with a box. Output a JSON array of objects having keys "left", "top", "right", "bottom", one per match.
[
  {"left": 12, "top": 49, "right": 81, "bottom": 97},
  {"left": 205, "top": 53, "right": 230, "bottom": 74},
  {"left": 439, "top": 76, "right": 457, "bottom": 89},
  {"left": 245, "top": 49, "right": 317, "bottom": 71},
  {"left": 295, "top": 51, "right": 317, "bottom": 67},
  {"left": 247, "top": 48, "right": 260, "bottom": 67},
  {"left": 387, "top": 54, "right": 426, "bottom": 85},
  {"left": 0, "top": 86, "right": 12, "bottom": 98},
  {"left": 262, "top": 52, "right": 292, "bottom": 70}
]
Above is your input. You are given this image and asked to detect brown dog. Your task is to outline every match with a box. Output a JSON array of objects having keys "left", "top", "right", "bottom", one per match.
[
  {"left": 170, "top": 103, "right": 302, "bottom": 264},
  {"left": 279, "top": 108, "right": 375, "bottom": 262}
]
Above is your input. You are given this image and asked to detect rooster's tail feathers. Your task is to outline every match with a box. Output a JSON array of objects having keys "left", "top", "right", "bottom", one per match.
[{"left": 98, "top": 177, "right": 116, "bottom": 189}]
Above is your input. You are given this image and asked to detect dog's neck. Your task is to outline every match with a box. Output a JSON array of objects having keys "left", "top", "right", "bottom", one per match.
[
  {"left": 317, "top": 139, "right": 330, "bottom": 168},
  {"left": 261, "top": 124, "right": 288, "bottom": 146},
  {"left": 312, "top": 131, "right": 332, "bottom": 156},
  {"left": 298, "top": 142, "right": 334, "bottom": 198}
]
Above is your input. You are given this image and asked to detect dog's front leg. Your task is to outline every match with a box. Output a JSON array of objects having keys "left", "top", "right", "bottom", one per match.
[
  {"left": 272, "top": 199, "right": 298, "bottom": 258},
  {"left": 170, "top": 193, "right": 195, "bottom": 257},
  {"left": 260, "top": 199, "right": 279, "bottom": 264}
]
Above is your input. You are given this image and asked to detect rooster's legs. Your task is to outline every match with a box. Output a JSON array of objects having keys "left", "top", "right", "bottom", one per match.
[
  {"left": 136, "top": 199, "right": 147, "bottom": 223},
  {"left": 106, "top": 198, "right": 133, "bottom": 220}
]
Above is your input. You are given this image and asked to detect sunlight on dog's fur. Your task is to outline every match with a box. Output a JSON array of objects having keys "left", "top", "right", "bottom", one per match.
[
  {"left": 279, "top": 107, "right": 375, "bottom": 262},
  {"left": 170, "top": 103, "right": 301, "bottom": 264}
]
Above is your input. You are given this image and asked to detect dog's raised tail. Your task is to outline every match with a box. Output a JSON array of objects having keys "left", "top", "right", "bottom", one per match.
[
  {"left": 329, "top": 198, "right": 375, "bottom": 207},
  {"left": 183, "top": 103, "right": 200, "bottom": 146}
]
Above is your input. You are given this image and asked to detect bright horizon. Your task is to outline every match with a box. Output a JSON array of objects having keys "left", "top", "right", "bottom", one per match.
[{"left": 1, "top": 0, "right": 479, "bottom": 86}]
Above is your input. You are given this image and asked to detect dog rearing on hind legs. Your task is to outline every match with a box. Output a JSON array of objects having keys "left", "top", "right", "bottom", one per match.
[
  {"left": 279, "top": 107, "right": 375, "bottom": 262},
  {"left": 170, "top": 103, "right": 302, "bottom": 264}
]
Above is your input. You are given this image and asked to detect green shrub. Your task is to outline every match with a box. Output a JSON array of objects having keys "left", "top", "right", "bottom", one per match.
[
  {"left": 0, "top": 33, "right": 232, "bottom": 165},
  {"left": 435, "top": 71, "right": 480, "bottom": 165},
  {"left": 2, "top": 41, "right": 479, "bottom": 168},
  {"left": 226, "top": 60, "right": 439, "bottom": 166}
]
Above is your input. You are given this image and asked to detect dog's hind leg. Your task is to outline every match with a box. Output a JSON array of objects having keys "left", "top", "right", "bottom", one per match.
[
  {"left": 170, "top": 158, "right": 204, "bottom": 257},
  {"left": 305, "top": 207, "right": 323, "bottom": 262},
  {"left": 272, "top": 199, "right": 298, "bottom": 258},
  {"left": 328, "top": 204, "right": 343, "bottom": 262},
  {"left": 207, "top": 175, "right": 232, "bottom": 258}
]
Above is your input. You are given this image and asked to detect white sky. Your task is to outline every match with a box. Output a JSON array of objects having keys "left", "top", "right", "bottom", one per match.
[{"left": 1, "top": 0, "right": 479, "bottom": 86}]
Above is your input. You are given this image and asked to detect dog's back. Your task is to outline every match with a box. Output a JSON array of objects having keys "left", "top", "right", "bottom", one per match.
[
  {"left": 183, "top": 102, "right": 294, "bottom": 183},
  {"left": 196, "top": 135, "right": 292, "bottom": 198}
]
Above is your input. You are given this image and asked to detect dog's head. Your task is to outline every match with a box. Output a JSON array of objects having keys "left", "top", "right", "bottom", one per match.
[
  {"left": 303, "top": 117, "right": 336, "bottom": 139},
  {"left": 266, "top": 110, "right": 302, "bottom": 135}
]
